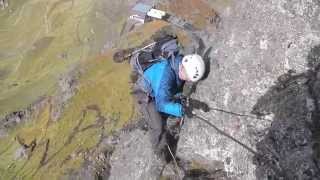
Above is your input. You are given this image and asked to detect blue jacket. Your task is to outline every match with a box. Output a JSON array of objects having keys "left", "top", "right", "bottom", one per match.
[{"left": 143, "top": 55, "right": 185, "bottom": 117}]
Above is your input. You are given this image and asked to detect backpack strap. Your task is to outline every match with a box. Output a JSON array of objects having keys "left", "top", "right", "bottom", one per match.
[
  {"left": 152, "top": 36, "right": 179, "bottom": 70},
  {"left": 131, "top": 53, "right": 154, "bottom": 97},
  {"left": 130, "top": 35, "right": 180, "bottom": 96},
  {"left": 161, "top": 39, "right": 179, "bottom": 56},
  {"left": 152, "top": 35, "right": 179, "bottom": 59}
]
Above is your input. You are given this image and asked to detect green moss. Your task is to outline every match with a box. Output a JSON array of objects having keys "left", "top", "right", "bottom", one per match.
[
  {"left": 0, "top": 0, "right": 138, "bottom": 179},
  {"left": 0, "top": 54, "right": 136, "bottom": 179},
  {"left": 117, "top": 20, "right": 170, "bottom": 49},
  {"left": 0, "top": 0, "right": 102, "bottom": 118},
  {"left": 0, "top": 1, "right": 175, "bottom": 179}
]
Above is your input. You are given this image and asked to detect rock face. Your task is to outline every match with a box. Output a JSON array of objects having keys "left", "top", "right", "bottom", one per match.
[
  {"left": 109, "top": 129, "right": 163, "bottom": 180},
  {"left": 252, "top": 45, "right": 320, "bottom": 179},
  {"left": 106, "top": 0, "right": 320, "bottom": 179},
  {"left": 176, "top": 0, "right": 320, "bottom": 179}
]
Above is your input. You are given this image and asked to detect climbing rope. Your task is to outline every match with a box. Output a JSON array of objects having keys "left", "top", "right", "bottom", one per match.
[
  {"left": 166, "top": 144, "right": 183, "bottom": 180},
  {"left": 192, "top": 112, "right": 286, "bottom": 178},
  {"left": 193, "top": 113, "right": 258, "bottom": 155},
  {"left": 208, "top": 106, "right": 271, "bottom": 121}
]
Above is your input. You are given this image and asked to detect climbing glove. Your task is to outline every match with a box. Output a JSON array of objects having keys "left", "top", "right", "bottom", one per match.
[
  {"left": 189, "top": 98, "right": 210, "bottom": 112},
  {"left": 182, "top": 102, "right": 194, "bottom": 118},
  {"left": 181, "top": 97, "right": 210, "bottom": 118}
]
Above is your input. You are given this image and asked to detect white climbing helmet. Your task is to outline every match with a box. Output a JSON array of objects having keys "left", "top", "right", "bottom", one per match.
[{"left": 182, "top": 54, "right": 205, "bottom": 82}]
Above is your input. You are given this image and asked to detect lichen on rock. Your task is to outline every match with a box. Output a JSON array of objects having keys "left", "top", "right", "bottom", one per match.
[{"left": 0, "top": 0, "right": 136, "bottom": 179}]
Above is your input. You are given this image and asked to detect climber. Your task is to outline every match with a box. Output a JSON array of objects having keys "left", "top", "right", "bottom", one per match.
[
  {"left": 113, "top": 3, "right": 210, "bottom": 157},
  {"left": 114, "top": 31, "right": 210, "bottom": 158},
  {"left": 142, "top": 52, "right": 205, "bottom": 117}
]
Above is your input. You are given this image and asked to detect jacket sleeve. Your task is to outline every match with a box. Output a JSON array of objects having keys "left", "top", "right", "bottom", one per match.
[{"left": 154, "top": 69, "right": 183, "bottom": 117}]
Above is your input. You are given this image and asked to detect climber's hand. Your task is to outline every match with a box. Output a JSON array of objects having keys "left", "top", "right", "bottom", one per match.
[
  {"left": 189, "top": 98, "right": 210, "bottom": 112},
  {"left": 181, "top": 96, "right": 192, "bottom": 118},
  {"left": 181, "top": 97, "right": 210, "bottom": 118}
]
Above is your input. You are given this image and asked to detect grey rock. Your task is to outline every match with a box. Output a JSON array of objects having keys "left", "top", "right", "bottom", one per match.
[
  {"left": 161, "top": 163, "right": 184, "bottom": 180},
  {"left": 0, "top": 0, "right": 8, "bottom": 9},
  {"left": 51, "top": 67, "right": 80, "bottom": 121},
  {"left": 108, "top": 129, "right": 165, "bottom": 180},
  {"left": 252, "top": 45, "right": 320, "bottom": 179},
  {"left": 80, "top": 0, "right": 320, "bottom": 179},
  {"left": 176, "top": 0, "right": 320, "bottom": 179},
  {"left": 14, "top": 147, "right": 27, "bottom": 160}
]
